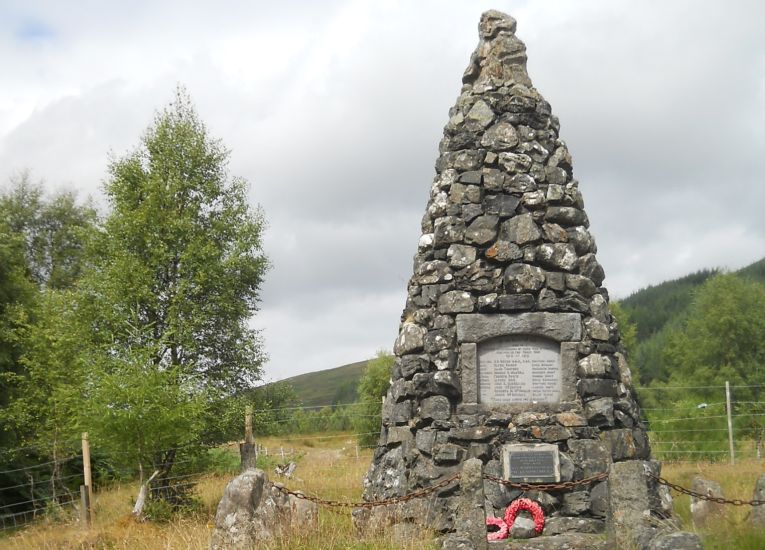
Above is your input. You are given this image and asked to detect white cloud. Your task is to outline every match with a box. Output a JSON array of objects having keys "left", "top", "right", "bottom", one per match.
[{"left": 2, "top": 0, "right": 764, "bottom": 380}]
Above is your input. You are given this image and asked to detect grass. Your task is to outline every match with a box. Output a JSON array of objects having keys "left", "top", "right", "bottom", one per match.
[
  {"left": 661, "top": 459, "right": 765, "bottom": 550},
  {"left": 0, "top": 433, "right": 435, "bottom": 549},
  {"left": 4, "top": 436, "right": 765, "bottom": 549}
]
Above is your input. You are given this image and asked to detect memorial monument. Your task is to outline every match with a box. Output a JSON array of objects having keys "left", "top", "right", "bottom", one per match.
[{"left": 358, "top": 10, "right": 700, "bottom": 548}]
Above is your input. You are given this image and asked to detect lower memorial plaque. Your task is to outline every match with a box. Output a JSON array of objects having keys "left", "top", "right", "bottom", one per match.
[{"left": 502, "top": 443, "right": 560, "bottom": 483}]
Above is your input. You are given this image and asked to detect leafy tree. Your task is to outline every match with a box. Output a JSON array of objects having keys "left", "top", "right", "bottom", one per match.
[
  {"left": 663, "top": 274, "right": 765, "bottom": 389},
  {"left": 78, "top": 89, "right": 269, "bottom": 500},
  {"left": 609, "top": 301, "right": 637, "bottom": 360},
  {"left": 0, "top": 222, "right": 40, "bottom": 505},
  {"left": 0, "top": 172, "right": 97, "bottom": 290},
  {"left": 84, "top": 327, "right": 206, "bottom": 482},
  {"left": 0, "top": 182, "right": 95, "bottom": 511},
  {"left": 354, "top": 350, "right": 394, "bottom": 447},
  {"left": 644, "top": 273, "right": 765, "bottom": 458}
]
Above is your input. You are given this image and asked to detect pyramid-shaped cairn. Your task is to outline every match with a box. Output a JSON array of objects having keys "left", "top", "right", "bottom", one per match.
[{"left": 359, "top": 10, "right": 691, "bottom": 546}]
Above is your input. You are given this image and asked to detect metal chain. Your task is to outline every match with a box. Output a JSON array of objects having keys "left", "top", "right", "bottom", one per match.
[
  {"left": 271, "top": 471, "right": 611, "bottom": 511},
  {"left": 271, "top": 471, "right": 461, "bottom": 509},
  {"left": 274, "top": 470, "right": 765, "bottom": 510},
  {"left": 482, "top": 472, "right": 609, "bottom": 492},
  {"left": 651, "top": 475, "right": 765, "bottom": 507}
]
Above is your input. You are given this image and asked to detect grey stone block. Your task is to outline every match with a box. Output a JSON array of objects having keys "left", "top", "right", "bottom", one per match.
[{"left": 455, "top": 312, "right": 582, "bottom": 343}]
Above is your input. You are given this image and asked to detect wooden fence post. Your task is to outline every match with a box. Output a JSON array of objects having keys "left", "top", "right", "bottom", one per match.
[
  {"left": 79, "top": 485, "right": 91, "bottom": 528},
  {"left": 81, "top": 432, "right": 94, "bottom": 526},
  {"left": 239, "top": 405, "right": 258, "bottom": 471},
  {"left": 726, "top": 381, "right": 735, "bottom": 465}
]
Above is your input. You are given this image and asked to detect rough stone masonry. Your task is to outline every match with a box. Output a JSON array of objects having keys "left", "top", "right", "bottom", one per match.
[{"left": 358, "top": 10, "right": 700, "bottom": 548}]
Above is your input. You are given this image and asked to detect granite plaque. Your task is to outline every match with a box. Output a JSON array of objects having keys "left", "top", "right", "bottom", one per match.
[
  {"left": 477, "top": 335, "right": 561, "bottom": 405},
  {"left": 502, "top": 443, "right": 560, "bottom": 483}
]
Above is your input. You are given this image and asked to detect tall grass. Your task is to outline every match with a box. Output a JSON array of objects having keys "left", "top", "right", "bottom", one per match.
[
  {"left": 4, "top": 435, "right": 764, "bottom": 549},
  {"left": 662, "top": 459, "right": 765, "bottom": 550},
  {"left": 0, "top": 433, "right": 435, "bottom": 549}
]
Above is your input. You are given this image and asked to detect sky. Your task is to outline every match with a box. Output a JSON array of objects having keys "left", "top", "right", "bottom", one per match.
[{"left": 1, "top": 0, "right": 764, "bottom": 382}]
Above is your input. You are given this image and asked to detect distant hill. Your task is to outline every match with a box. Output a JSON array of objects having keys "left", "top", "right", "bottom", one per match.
[
  {"left": 620, "top": 269, "right": 718, "bottom": 341},
  {"left": 282, "top": 359, "right": 369, "bottom": 408}
]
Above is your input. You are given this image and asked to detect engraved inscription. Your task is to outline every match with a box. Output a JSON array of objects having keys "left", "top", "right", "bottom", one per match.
[
  {"left": 510, "top": 451, "right": 555, "bottom": 478},
  {"left": 478, "top": 335, "right": 560, "bottom": 405}
]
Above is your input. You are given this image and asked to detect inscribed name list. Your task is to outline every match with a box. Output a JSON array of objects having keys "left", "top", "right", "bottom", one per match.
[{"left": 478, "top": 336, "right": 561, "bottom": 404}]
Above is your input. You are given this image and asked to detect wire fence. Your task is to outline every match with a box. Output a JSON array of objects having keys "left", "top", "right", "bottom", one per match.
[
  {"left": 638, "top": 382, "right": 765, "bottom": 463},
  {"left": 2, "top": 382, "right": 765, "bottom": 534}
]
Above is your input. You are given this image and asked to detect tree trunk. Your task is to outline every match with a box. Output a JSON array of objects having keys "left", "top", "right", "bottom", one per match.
[{"left": 132, "top": 469, "right": 160, "bottom": 517}]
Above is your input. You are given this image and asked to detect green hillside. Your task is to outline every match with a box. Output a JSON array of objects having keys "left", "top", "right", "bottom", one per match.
[
  {"left": 620, "top": 269, "right": 717, "bottom": 340},
  {"left": 622, "top": 259, "right": 765, "bottom": 339},
  {"left": 283, "top": 359, "right": 368, "bottom": 408},
  {"left": 620, "top": 257, "right": 765, "bottom": 385}
]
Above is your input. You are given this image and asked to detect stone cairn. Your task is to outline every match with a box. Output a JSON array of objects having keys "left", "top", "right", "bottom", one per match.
[{"left": 357, "top": 10, "right": 700, "bottom": 549}]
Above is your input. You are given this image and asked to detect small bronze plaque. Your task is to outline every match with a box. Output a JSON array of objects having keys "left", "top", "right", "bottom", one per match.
[{"left": 502, "top": 443, "right": 560, "bottom": 483}]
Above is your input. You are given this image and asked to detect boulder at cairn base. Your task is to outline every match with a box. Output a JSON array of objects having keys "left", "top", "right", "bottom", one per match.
[
  {"left": 210, "top": 469, "right": 317, "bottom": 549},
  {"left": 358, "top": 9, "right": 697, "bottom": 547}
]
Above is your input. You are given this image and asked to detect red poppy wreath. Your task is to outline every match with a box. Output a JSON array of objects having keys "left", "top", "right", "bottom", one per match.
[{"left": 504, "top": 497, "right": 545, "bottom": 535}]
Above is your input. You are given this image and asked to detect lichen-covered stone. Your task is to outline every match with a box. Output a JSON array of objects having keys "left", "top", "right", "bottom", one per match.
[
  {"left": 568, "top": 439, "right": 611, "bottom": 478},
  {"left": 584, "top": 397, "right": 615, "bottom": 427},
  {"left": 501, "top": 213, "right": 541, "bottom": 244},
  {"left": 648, "top": 532, "right": 703, "bottom": 550},
  {"left": 536, "top": 243, "right": 578, "bottom": 271},
  {"left": 465, "top": 215, "right": 499, "bottom": 245},
  {"left": 447, "top": 244, "right": 477, "bottom": 267},
  {"left": 545, "top": 206, "right": 587, "bottom": 226},
  {"left": 690, "top": 476, "right": 724, "bottom": 527},
  {"left": 578, "top": 354, "right": 611, "bottom": 378},
  {"left": 394, "top": 323, "right": 426, "bottom": 355},
  {"left": 438, "top": 291, "right": 475, "bottom": 314},
  {"left": 749, "top": 474, "right": 765, "bottom": 526},
  {"left": 420, "top": 395, "right": 451, "bottom": 421},
  {"left": 210, "top": 469, "right": 317, "bottom": 549},
  {"left": 585, "top": 318, "right": 610, "bottom": 341},
  {"left": 485, "top": 240, "right": 522, "bottom": 261},
  {"left": 503, "top": 263, "right": 545, "bottom": 292}
]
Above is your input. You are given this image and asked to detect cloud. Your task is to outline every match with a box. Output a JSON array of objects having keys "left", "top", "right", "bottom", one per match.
[{"left": 1, "top": 0, "right": 764, "bottom": 381}]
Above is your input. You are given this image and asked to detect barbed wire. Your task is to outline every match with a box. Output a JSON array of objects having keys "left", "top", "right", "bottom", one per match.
[
  {"left": 0, "top": 438, "right": 82, "bottom": 456},
  {"left": 0, "top": 455, "right": 81, "bottom": 476},
  {"left": 656, "top": 450, "right": 730, "bottom": 454},
  {"left": 637, "top": 384, "right": 765, "bottom": 390},
  {"left": 0, "top": 473, "right": 83, "bottom": 494},
  {"left": 252, "top": 401, "right": 368, "bottom": 413},
  {"left": 0, "top": 497, "right": 78, "bottom": 531},
  {"left": 642, "top": 402, "right": 727, "bottom": 411},
  {"left": 648, "top": 427, "right": 730, "bottom": 433},
  {"left": 645, "top": 412, "right": 765, "bottom": 424},
  {"left": 275, "top": 432, "right": 378, "bottom": 442}
]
